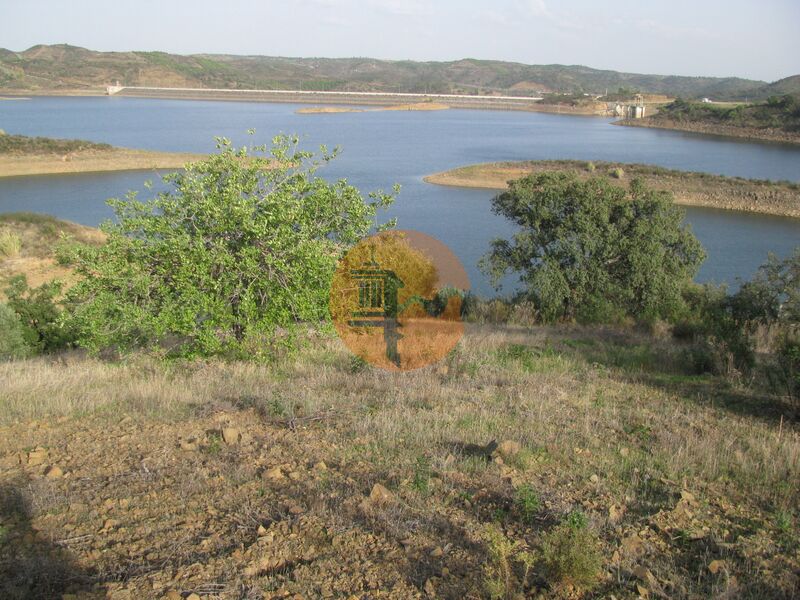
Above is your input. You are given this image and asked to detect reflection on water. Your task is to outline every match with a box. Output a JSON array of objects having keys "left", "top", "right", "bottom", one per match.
[{"left": 1, "top": 97, "right": 798, "bottom": 295}]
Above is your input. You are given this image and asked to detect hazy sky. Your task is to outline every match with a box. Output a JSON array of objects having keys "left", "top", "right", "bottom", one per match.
[{"left": 1, "top": 0, "right": 798, "bottom": 82}]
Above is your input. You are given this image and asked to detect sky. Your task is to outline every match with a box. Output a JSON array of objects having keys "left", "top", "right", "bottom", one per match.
[{"left": 1, "top": 0, "right": 798, "bottom": 82}]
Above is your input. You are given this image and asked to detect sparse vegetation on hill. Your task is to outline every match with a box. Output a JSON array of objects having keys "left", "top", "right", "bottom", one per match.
[
  {"left": 619, "top": 95, "right": 800, "bottom": 144},
  {"left": 0, "top": 133, "right": 204, "bottom": 177},
  {"left": 653, "top": 95, "right": 800, "bottom": 133},
  {"left": 0, "top": 132, "right": 111, "bottom": 155},
  {"left": 1, "top": 44, "right": 797, "bottom": 100},
  {"left": 0, "top": 321, "right": 799, "bottom": 598}
]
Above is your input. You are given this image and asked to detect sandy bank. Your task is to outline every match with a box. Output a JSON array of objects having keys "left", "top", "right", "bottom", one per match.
[{"left": 0, "top": 148, "right": 206, "bottom": 177}]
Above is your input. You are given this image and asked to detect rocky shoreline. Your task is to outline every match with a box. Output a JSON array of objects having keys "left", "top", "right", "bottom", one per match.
[
  {"left": 424, "top": 160, "right": 800, "bottom": 218},
  {"left": 614, "top": 117, "right": 800, "bottom": 146}
]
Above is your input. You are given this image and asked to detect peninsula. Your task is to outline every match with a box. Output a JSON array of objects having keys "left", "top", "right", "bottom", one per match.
[
  {"left": 425, "top": 160, "right": 800, "bottom": 218},
  {"left": 0, "top": 133, "right": 205, "bottom": 177}
]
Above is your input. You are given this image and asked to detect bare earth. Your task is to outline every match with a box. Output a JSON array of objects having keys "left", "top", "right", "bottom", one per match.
[
  {"left": 0, "top": 148, "right": 206, "bottom": 178},
  {"left": 424, "top": 160, "right": 800, "bottom": 219}
]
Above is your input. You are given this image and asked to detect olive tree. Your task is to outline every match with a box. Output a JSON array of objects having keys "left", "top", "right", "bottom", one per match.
[
  {"left": 62, "top": 135, "right": 395, "bottom": 356},
  {"left": 480, "top": 172, "right": 705, "bottom": 323}
]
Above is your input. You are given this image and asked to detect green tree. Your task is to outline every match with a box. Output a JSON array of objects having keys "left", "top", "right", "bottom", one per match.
[
  {"left": 0, "top": 303, "right": 29, "bottom": 360},
  {"left": 730, "top": 248, "right": 800, "bottom": 324},
  {"left": 481, "top": 172, "right": 705, "bottom": 323},
  {"left": 61, "top": 135, "right": 395, "bottom": 357}
]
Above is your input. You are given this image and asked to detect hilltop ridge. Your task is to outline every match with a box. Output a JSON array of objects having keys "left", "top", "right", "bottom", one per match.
[{"left": 1, "top": 44, "right": 797, "bottom": 100}]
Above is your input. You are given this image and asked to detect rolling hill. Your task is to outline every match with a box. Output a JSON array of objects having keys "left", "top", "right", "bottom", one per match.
[{"left": 1, "top": 44, "right": 797, "bottom": 100}]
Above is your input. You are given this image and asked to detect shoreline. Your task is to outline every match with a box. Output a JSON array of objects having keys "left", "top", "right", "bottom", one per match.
[
  {"left": 0, "top": 148, "right": 205, "bottom": 177},
  {"left": 614, "top": 117, "right": 800, "bottom": 146},
  {"left": 0, "top": 88, "right": 612, "bottom": 116},
  {"left": 424, "top": 160, "right": 800, "bottom": 219}
]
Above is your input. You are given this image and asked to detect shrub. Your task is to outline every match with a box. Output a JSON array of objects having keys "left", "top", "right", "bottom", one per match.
[
  {"left": 676, "top": 284, "right": 755, "bottom": 378},
  {"left": 540, "top": 516, "right": 601, "bottom": 591},
  {"left": 610, "top": 167, "right": 624, "bottom": 179},
  {"left": 0, "top": 303, "right": 29, "bottom": 360},
  {"left": 60, "top": 135, "right": 395, "bottom": 357},
  {"left": 0, "top": 229, "right": 21, "bottom": 259},
  {"left": 514, "top": 484, "right": 541, "bottom": 523},
  {"left": 585, "top": 161, "right": 596, "bottom": 172},
  {"left": 773, "top": 331, "right": 800, "bottom": 413},
  {"left": 464, "top": 297, "right": 512, "bottom": 324},
  {"left": 482, "top": 173, "right": 705, "bottom": 323},
  {"left": 483, "top": 524, "right": 536, "bottom": 600},
  {"left": 508, "top": 300, "right": 537, "bottom": 327},
  {"left": 3, "top": 275, "right": 76, "bottom": 354}
]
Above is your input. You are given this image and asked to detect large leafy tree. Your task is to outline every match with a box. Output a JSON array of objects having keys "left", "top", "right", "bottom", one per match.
[
  {"left": 481, "top": 172, "right": 705, "bottom": 322},
  {"left": 62, "top": 135, "right": 395, "bottom": 356}
]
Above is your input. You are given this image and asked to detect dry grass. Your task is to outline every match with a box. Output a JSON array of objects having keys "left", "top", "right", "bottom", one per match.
[
  {"left": 0, "top": 325, "right": 798, "bottom": 597},
  {"left": 0, "top": 230, "right": 22, "bottom": 259},
  {"left": 0, "top": 214, "right": 105, "bottom": 300}
]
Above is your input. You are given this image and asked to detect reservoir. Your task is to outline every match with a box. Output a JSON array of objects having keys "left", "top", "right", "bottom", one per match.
[{"left": 1, "top": 96, "right": 798, "bottom": 295}]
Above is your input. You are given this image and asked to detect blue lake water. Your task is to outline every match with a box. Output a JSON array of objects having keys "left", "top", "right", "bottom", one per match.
[{"left": 1, "top": 96, "right": 799, "bottom": 295}]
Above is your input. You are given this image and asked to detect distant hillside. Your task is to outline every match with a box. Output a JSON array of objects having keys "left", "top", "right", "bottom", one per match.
[
  {"left": 1, "top": 44, "right": 796, "bottom": 100},
  {"left": 652, "top": 95, "right": 800, "bottom": 133},
  {"left": 618, "top": 95, "right": 800, "bottom": 145}
]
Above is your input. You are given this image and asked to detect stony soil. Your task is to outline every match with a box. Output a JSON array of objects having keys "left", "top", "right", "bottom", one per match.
[{"left": 1, "top": 326, "right": 798, "bottom": 599}]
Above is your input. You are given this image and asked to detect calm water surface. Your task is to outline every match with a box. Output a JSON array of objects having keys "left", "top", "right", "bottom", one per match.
[{"left": 1, "top": 97, "right": 798, "bottom": 295}]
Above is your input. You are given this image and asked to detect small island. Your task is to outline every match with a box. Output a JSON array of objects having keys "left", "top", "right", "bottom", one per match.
[
  {"left": 0, "top": 132, "right": 205, "bottom": 177},
  {"left": 296, "top": 102, "right": 450, "bottom": 114},
  {"left": 425, "top": 160, "right": 800, "bottom": 218}
]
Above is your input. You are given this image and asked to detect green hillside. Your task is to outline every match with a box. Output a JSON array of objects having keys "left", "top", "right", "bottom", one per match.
[
  {"left": 1, "top": 44, "right": 797, "bottom": 100},
  {"left": 652, "top": 95, "right": 800, "bottom": 133}
]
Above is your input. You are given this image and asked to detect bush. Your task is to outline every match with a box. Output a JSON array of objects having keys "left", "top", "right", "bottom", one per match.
[
  {"left": 3, "top": 275, "right": 76, "bottom": 354},
  {"left": 0, "top": 303, "right": 29, "bottom": 360},
  {"left": 483, "top": 524, "right": 536, "bottom": 600},
  {"left": 676, "top": 284, "right": 755, "bottom": 378},
  {"left": 0, "top": 229, "right": 21, "bottom": 259},
  {"left": 514, "top": 484, "right": 541, "bottom": 523},
  {"left": 773, "top": 331, "right": 800, "bottom": 413},
  {"left": 610, "top": 167, "right": 624, "bottom": 179},
  {"left": 585, "top": 161, "right": 596, "bottom": 172},
  {"left": 60, "top": 135, "right": 395, "bottom": 357},
  {"left": 482, "top": 173, "right": 705, "bottom": 323},
  {"left": 540, "top": 517, "right": 601, "bottom": 591}
]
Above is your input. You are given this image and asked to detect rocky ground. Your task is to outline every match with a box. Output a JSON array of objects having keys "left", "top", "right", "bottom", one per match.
[{"left": 0, "top": 328, "right": 798, "bottom": 599}]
